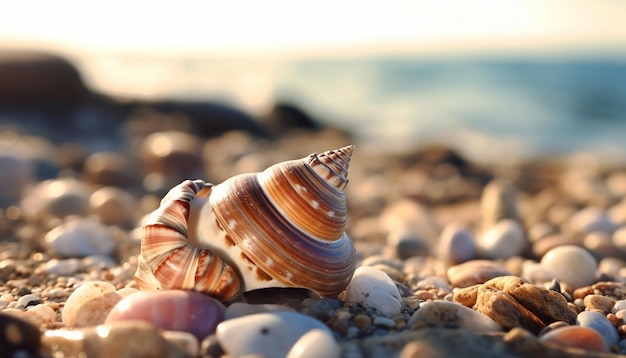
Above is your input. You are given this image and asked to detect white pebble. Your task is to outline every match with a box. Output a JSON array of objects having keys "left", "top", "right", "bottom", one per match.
[
  {"left": 15, "top": 293, "right": 41, "bottom": 309},
  {"left": 540, "top": 245, "right": 597, "bottom": 289},
  {"left": 342, "top": 266, "right": 401, "bottom": 317},
  {"left": 613, "top": 300, "right": 626, "bottom": 313},
  {"left": 372, "top": 316, "right": 396, "bottom": 328},
  {"left": 45, "top": 218, "right": 117, "bottom": 258},
  {"left": 477, "top": 219, "right": 527, "bottom": 259},
  {"left": 37, "top": 258, "right": 83, "bottom": 275},
  {"left": 62, "top": 281, "right": 122, "bottom": 327},
  {"left": 286, "top": 328, "right": 340, "bottom": 358},
  {"left": 569, "top": 207, "right": 618, "bottom": 234},
  {"left": 216, "top": 311, "right": 331, "bottom": 358}
]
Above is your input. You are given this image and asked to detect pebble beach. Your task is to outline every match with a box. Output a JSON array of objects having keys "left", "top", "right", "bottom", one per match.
[{"left": 2, "top": 52, "right": 626, "bottom": 358}]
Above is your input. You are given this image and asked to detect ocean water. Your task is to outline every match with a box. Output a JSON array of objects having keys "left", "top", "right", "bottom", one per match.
[{"left": 81, "top": 54, "right": 626, "bottom": 163}]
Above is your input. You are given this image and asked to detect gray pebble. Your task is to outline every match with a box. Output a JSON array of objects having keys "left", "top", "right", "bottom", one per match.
[
  {"left": 437, "top": 223, "right": 476, "bottom": 265},
  {"left": 576, "top": 310, "right": 620, "bottom": 345},
  {"left": 477, "top": 219, "right": 527, "bottom": 259}
]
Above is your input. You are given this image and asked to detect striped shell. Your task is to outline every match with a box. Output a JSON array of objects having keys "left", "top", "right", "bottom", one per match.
[{"left": 134, "top": 145, "right": 357, "bottom": 303}]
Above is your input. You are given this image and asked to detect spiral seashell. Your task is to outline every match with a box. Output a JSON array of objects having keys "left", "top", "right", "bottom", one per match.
[{"left": 135, "top": 145, "right": 357, "bottom": 303}]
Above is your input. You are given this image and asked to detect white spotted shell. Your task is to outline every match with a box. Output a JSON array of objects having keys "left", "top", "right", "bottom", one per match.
[{"left": 134, "top": 146, "right": 357, "bottom": 303}]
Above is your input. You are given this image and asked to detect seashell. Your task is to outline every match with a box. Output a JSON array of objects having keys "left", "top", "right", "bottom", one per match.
[{"left": 134, "top": 146, "right": 357, "bottom": 303}]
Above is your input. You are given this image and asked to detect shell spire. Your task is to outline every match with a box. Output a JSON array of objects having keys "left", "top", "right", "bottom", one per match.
[{"left": 136, "top": 146, "right": 357, "bottom": 303}]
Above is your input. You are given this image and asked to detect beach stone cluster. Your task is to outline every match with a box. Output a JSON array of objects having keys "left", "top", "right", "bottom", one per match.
[{"left": 2, "top": 56, "right": 626, "bottom": 356}]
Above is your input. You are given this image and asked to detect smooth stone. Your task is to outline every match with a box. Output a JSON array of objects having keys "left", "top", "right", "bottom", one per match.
[
  {"left": 45, "top": 218, "right": 117, "bottom": 258},
  {"left": 224, "top": 302, "right": 292, "bottom": 320},
  {"left": 286, "top": 328, "right": 340, "bottom": 358},
  {"left": 36, "top": 258, "right": 83, "bottom": 275},
  {"left": 379, "top": 199, "right": 440, "bottom": 243},
  {"left": 584, "top": 294, "right": 616, "bottom": 314},
  {"left": 0, "top": 312, "right": 42, "bottom": 357},
  {"left": 480, "top": 179, "right": 520, "bottom": 233},
  {"left": 597, "top": 257, "right": 626, "bottom": 277},
  {"left": 478, "top": 219, "right": 527, "bottom": 259},
  {"left": 83, "top": 151, "right": 136, "bottom": 187},
  {"left": 216, "top": 311, "right": 331, "bottom": 358},
  {"left": 106, "top": 290, "right": 225, "bottom": 341},
  {"left": 408, "top": 301, "right": 501, "bottom": 332},
  {"left": 521, "top": 261, "right": 556, "bottom": 285},
  {"left": 342, "top": 266, "right": 402, "bottom": 317},
  {"left": 612, "top": 226, "right": 626, "bottom": 251},
  {"left": 89, "top": 186, "right": 138, "bottom": 227},
  {"left": 386, "top": 227, "right": 430, "bottom": 259},
  {"left": 0, "top": 153, "right": 32, "bottom": 205},
  {"left": 613, "top": 299, "right": 626, "bottom": 313},
  {"left": 21, "top": 177, "right": 90, "bottom": 219},
  {"left": 577, "top": 311, "right": 620, "bottom": 345},
  {"left": 540, "top": 245, "right": 597, "bottom": 289},
  {"left": 532, "top": 234, "right": 577, "bottom": 259},
  {"left": 539, "top": 325, "right": 609, "bottom": 352},
  {"left": 25, "top": 304, "right": 56, "bottom": 326},
  {"left": 62, "top": 281, "right": 122, "bottom": 327},
  {"left": 42, "top": 321, "right": 175, "bottom": 358},
  {"left": 161, "top": 330, "right": 200, "bottom": 357},
  {"left": 447, "top": 260, "right": 511, "bottom": 288},
  {"left": 437, "top": 223, "right": 477, "bottom": 265},
  {"left": 15, "top": 293, "right": 41, "bottom": 309},
  {"left": 569, "top": 207, "right": 619, "bottom": 235}
]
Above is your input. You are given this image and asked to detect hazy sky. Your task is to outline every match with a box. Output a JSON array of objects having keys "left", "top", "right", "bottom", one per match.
[{"left": 1, "top": 0, "right": 625, "bottom": 56}]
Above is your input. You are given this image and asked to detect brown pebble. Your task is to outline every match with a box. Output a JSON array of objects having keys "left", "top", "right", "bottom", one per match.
[
  {"left": 353, "top": 314, "right": 372, "bottom": 329},
  {"left": 447, "top": 260, "right": 511, "bottom": 288},
  {"left": 583, "top": 294, "right": 616, "bottom": 314}
]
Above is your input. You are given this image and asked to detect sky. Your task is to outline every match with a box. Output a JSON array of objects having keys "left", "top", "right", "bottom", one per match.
[{"left": 1, "top": 0, "right": 626, "bottom": 57}]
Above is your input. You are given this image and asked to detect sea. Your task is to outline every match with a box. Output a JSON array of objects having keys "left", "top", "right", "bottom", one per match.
[{"left": 77, "top": 53, "right": 626, "bottom": 164}]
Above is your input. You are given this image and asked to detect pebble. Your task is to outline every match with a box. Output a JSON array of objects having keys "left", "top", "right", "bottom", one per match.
[
  {"left": 286, "top": 328, "right": 340, "bottom": 358},
  {"left": 15, "top": 293, "right": 41, "bottom": 309},
  {"left": 408, "top": 301, "right": 501, "bottom": 332},
  {"left": 540, "top": 245, "right": 598, "bottom": 289},
  {"left": 216, "top": 310, "right": 331, "bottom": 358},
  {"left": 437, "top": 223, "right": 477, "bottom": 265},
  {"left": 386, "top": 227, "right": 430, "bottom": 259},
  {"left": 539, "top": 325, "right": 609, "bottom": 352},
  {"left": 447, "top": 260, "right": 511, "bottom": 288},
  {"left": 576, "top": 310, "right": 620, "bottom": 345},
  {"left": 42, "top": 320, "right": 175, "bottom": 358},
  {"left": 477, "top": 219, "right": 527, "bottom": 259},
  {"left": 21, "top": 177, "right": 91, "bottom": 219},
  {"left": 0, "top": 152, "right": 32, "bottom": 205},
  {"left": 342, "top": 266, "right": 402, "bottom": 317},
  {"left": 613, "top": 299, "right": 626, "bottom": 313},
  {"left": 61, "top": 281, "right": 122, "bottom": 327},
  {"left": 569, "top": 207, "right": 619, "bottom": 235},
  {"left": 107, "top": 290, "right": 225, "bottom": 340},
  {"left": 83, "top": 151, "right": 136, "bottom": 187},
  {"left": 36, "top": 258, "right": 83, "bottom": 275},
  {"left": 89, "top": 186, "right": 138, "bottom": 227},
  {"left": 520, "top": 261, "right": 556, "bottom": 284},
  {"left": 480, "top": 179, "right": 520, "bottom": 233},
  {"left": 584, "top": 294, "right": 616, "bottom": 314},
  {"left": 225, "top": 302, "right": 293, "bottom": 320},
  {"left": 161, "top": 330, "right": 200, "bottom": 357},
  {"left": 25, "top": 304, "right": 56, "bottom": 326},
  {"left": 45, "top": 218, "right": 117, "bottom": 258},
  {"left": 0, "top": 312, "right": 42, "bottom": 358}
]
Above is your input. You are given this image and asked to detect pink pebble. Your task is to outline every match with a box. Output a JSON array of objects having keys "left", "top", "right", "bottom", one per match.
[
  {"left": 106, "top": 290, "right": 225, "bottom": 340},
  {"left": 540, "top": 326, "right": 609, "bottom": 353}
]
